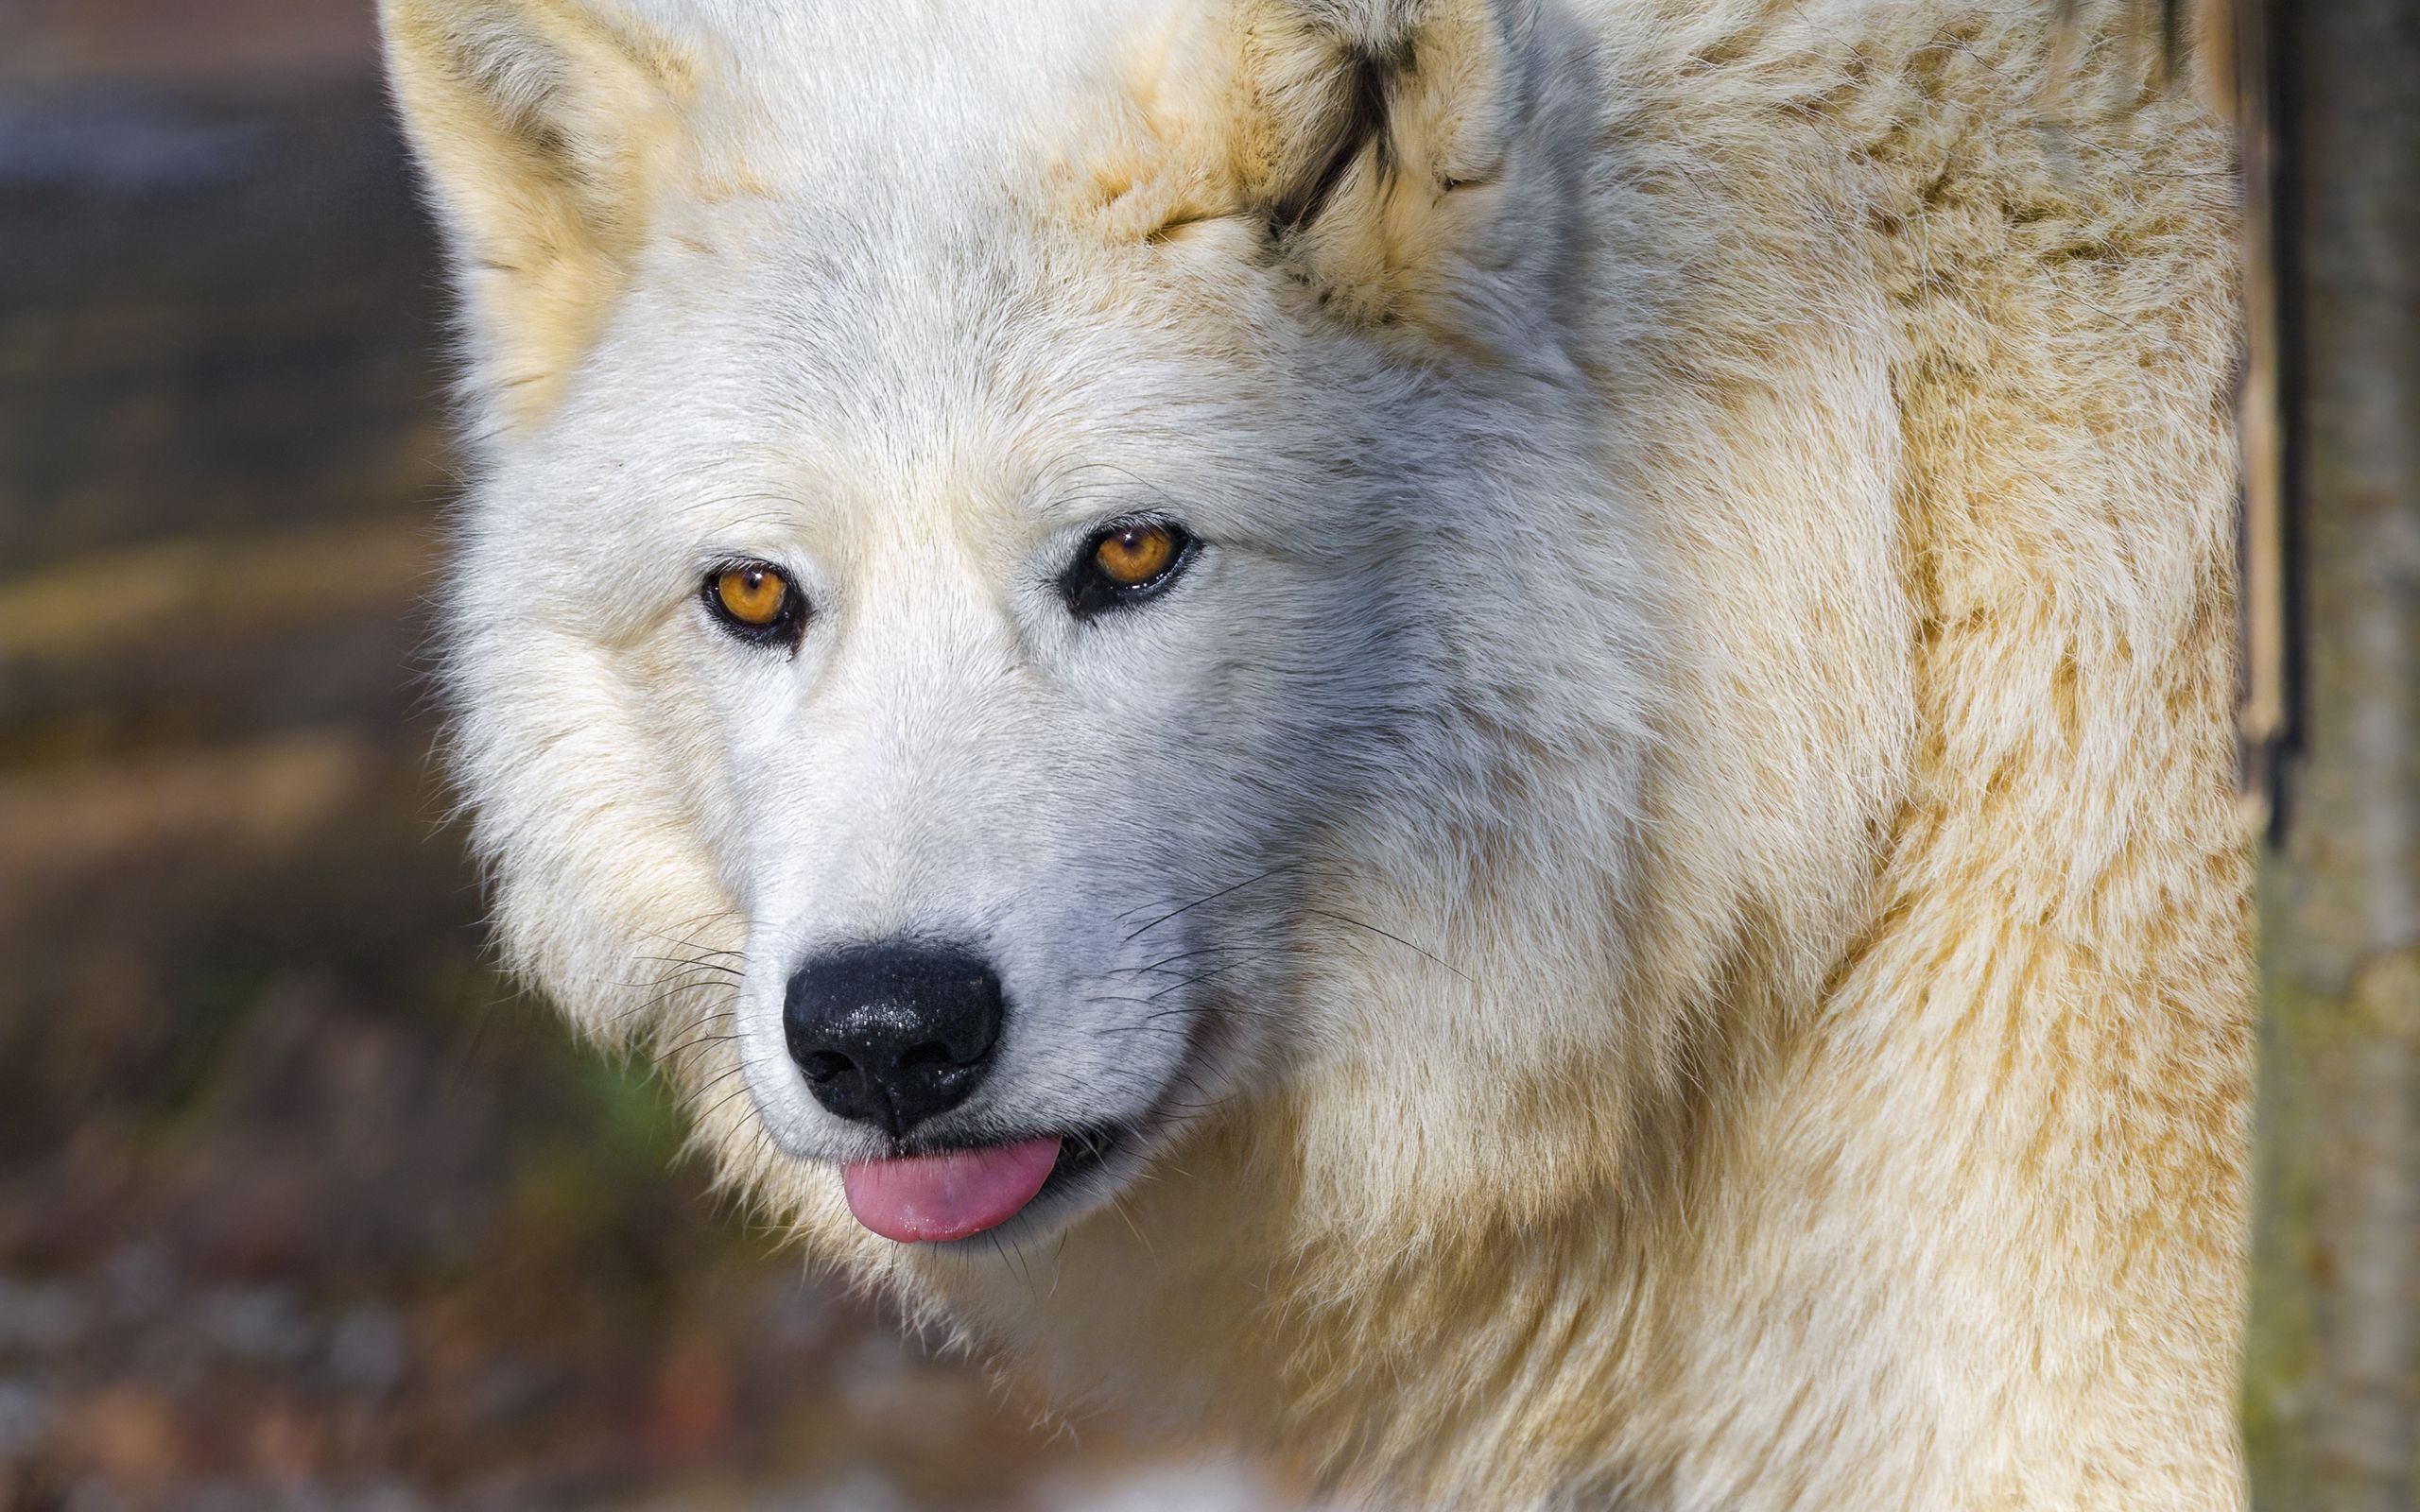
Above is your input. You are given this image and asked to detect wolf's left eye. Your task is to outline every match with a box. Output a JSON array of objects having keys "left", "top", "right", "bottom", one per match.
[
  {"left": 702, "top": 560, "right": 805, "bottom": 645},
  {"left": 1064, "top": 522, "right": 1195, "bottom": 618}
]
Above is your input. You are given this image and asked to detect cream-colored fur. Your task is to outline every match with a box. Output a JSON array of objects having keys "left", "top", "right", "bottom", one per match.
[{"left": 386, "top": 0, "right": 2252, "bottom": 1505}]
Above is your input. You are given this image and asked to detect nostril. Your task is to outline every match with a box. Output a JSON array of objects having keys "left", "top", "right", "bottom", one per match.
[
  {"left": 800, "top": 1049, "right": 855, "bottom": 1083},
  {"left": 896, "top": 1040, "right": 957, "bottom": 1073}
]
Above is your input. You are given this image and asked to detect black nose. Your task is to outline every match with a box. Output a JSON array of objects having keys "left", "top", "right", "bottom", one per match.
[{"left": 782, "top": 943, "right": 1005, "bottom": 1138}]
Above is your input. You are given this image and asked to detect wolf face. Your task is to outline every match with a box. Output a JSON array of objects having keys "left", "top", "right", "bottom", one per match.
[
  {"left": 474, "top": 202, "right": 1453, "bottom": 1243},
  {"left": 397, "top": 0, "right": 1696, "bottom": 1255}
]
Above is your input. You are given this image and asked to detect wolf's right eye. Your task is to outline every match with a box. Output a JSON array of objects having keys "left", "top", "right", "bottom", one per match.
[
  {"left": 1063, "top": 520, "right": 1196, "bottom": 620},
  {"left": 702, "top": 561, "right": 805, "bottom": 646}
]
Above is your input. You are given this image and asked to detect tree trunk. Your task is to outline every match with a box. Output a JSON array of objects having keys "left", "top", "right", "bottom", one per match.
[{"left": 2242, "top": 0, "right": 2420, "bottom": 1504}]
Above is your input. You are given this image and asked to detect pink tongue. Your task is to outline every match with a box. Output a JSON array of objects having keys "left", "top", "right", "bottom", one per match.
[{"left": 841, "top": 1136, "right": 1063, "bottom": 1243}]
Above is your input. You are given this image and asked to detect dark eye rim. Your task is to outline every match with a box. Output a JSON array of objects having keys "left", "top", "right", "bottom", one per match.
[
  {"left": 1061, "top": 518, "right": 1199, "bottom": 621},
  {"left": 700, "top": 558, "right": 808, "bottom": 647}
]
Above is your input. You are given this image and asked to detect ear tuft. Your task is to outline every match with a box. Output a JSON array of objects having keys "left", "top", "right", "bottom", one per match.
[
  {"left": 380, "top": 0, "right": 695, "bottom": 440},
  {"left": 1266, "top": 43, "right": 1396, "bottom": 238},
  {"left": 1118, "top": 0, "right": 1564, "bottom": 339}
]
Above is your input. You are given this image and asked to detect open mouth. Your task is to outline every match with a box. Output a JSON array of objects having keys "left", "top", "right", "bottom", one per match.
[{"left": 840, "top": 1124, "right": 1125, "bottom": 1245}]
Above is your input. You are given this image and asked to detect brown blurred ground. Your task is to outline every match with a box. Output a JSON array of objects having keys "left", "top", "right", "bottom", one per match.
[{"left": 0, "top": 5, "right": 1299, "bottom": 1508}]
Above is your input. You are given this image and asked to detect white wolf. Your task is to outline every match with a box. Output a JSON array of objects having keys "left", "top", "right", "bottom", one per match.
[{"left": 384, "top": 0, "right": 2253, "bottom": 1505}]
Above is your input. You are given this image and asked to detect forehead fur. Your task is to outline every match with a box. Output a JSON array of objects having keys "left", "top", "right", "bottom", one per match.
[{"left": 643, "top": 0, "right": 1191, "bottom": 208}]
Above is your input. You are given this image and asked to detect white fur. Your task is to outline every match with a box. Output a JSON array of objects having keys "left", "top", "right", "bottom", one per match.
[{"left": 388, "top": 1, "right": 2253, "bottom": 1505}]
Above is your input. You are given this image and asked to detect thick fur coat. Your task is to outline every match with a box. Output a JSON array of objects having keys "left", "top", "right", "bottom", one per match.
[{"left": 384, "top": 0, "right": 2253, "bottom": 1504}]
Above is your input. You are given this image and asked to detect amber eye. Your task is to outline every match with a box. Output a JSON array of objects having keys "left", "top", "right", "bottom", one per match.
[
  {"left": 1064, "top": 521, "right": 1194, "bottom": 618},
  {"left": 1093, "top": 524, "right": 1180, "bottom": 587},
  {"left": 703, "top": 561, "right": 803, "bottom": 644}
]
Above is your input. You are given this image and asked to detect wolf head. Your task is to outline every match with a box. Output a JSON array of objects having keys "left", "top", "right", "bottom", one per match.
[{"left": 388, "top": 0, "right": 1904, "bottom": 1430}]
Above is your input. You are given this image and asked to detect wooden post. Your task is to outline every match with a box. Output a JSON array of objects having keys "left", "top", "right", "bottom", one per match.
[{"left": 2240, "top": 0, "right": 2420, "bottom": 1503}]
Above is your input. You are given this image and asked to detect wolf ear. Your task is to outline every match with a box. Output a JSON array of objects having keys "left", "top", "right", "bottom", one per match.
[
  {"left": 380, "top": 0, "right": 693, "bottom": 437},
  {"left": 1122, "top": 0, "right": 1565, "bottom": 336}
]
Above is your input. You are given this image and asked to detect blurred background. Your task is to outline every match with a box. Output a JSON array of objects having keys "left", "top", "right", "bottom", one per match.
[
  {"left": 0, "top": 3, "right": 1308, "bottom": 1507},
  {"left": 1, "top": 1, "right": 2411, "bottom": 1510}
]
